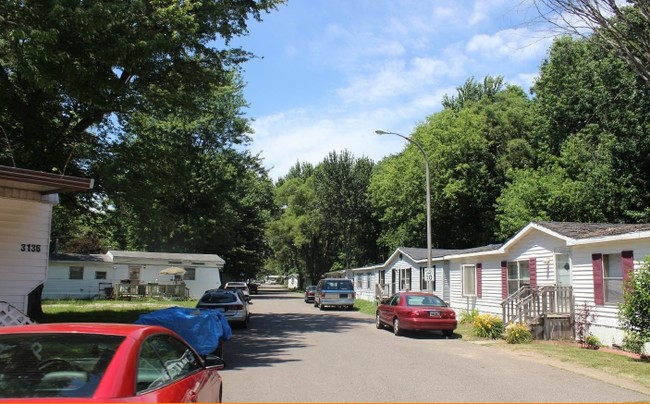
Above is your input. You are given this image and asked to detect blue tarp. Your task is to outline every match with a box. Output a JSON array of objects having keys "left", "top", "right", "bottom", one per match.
[{"left": 134, "top": 306, "right": 232, "bottom": 355}]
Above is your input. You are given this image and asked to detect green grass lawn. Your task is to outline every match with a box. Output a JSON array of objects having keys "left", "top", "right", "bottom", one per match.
[{"left": 41, "top": 299, "right": 198, "bottom": 323}]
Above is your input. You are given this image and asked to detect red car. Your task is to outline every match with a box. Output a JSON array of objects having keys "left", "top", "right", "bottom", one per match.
[
  {"left": 0, "top": 322, "right": 225, "bottom": 402},
  {"left": 376, "top": 292, "right": 457, "bottom": 337}
]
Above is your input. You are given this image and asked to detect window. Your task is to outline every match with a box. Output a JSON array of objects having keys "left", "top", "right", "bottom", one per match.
[
  {"left": 378, "top": 270, "right": 385, "bottom": 286},
  {"left": 399, "top": 268, "right": 412, "bottom": 291},
  {"left": 355, "top": 274, "right": 362, "bottom": 289},
  {"left": 137, "top": 335, "right": 201, "bottom": 393},
  {"left": 182, "top": 267, "right": 196, "bottom": 281},
  {"left": 603, "top": 253, "right": 623, "bottom": 304},
  {"left": 95, "top": 271, "right": 107, "bottom": 280},
  {"left": 365, "top": 272, "right": 372, "bottom": 289},
  {"left": 69, "top": 266, "right": 83, "bottom": 280},
  {"left": 128, "top": 266, "right": 141, "bottom": 282},
  {"left": 507, "top": 260, "right": 529, "bottom": 294},
  {"left": 462, "top": 265, "right": 477, "bottom": 297}
]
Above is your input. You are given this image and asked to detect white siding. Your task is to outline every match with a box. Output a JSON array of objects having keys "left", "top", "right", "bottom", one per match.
[
  {"left": 0, "top": 197, "right": 52, "bottom": 313},
  {"left": 449, "top": 257, "right": 504, "bottom": 317},
  {"left": 43, "top": 262, "right": 119, "bottom": 299},
  {"left": 571, "top": 240, "right": 650, "bottom": 345},
  {"left": 44, "top": 260, "right": 222, "bottom": 300},
  {"left": 448, "top": 227, "right": 650, "bottom": 347}
]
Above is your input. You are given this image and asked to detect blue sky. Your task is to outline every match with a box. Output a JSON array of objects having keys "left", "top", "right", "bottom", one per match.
[{"left": 231, "top": 0, "right": 555, "bottom": 180}]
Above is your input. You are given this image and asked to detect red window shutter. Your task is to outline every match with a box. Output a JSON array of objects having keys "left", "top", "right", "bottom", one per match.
[
  {"left": 529, "top": 257, "right": 537, "bottom": 288},
  {"left": 622, "top": 250, "right": 634, "bottom": 287},
  {"left": 592, "top": 253, "right": 604, "bottom": 305},
  {"left": 501, "top": 261, "right": 508, "bottom": 299},
  {"left": 476, "top": 263, "right": 482, "bottom": 298}
]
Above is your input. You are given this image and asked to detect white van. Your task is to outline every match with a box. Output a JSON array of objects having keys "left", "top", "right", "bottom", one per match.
[{"left": 314, "top": 278, "right": 355, "bottom": 310}]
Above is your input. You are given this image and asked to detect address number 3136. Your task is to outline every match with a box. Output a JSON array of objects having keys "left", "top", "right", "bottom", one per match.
[{"left": 21, "top": 244, "right": 41, "bottom": 252}]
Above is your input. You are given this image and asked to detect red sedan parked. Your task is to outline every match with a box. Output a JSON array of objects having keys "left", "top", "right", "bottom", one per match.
[
  {"left": 0, "top": 322, "right": 225, "bottom": 402},
  {"left": 376, "top": 292, "right": 457, "bottom": 337}
]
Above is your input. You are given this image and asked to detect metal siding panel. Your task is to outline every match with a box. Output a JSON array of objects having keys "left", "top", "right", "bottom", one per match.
[
  {"left": 0, "top": 198, "right": 51, "bottom": 313},
  {"left": 449, "top": 258, "right": 503, "bottom": 316}
]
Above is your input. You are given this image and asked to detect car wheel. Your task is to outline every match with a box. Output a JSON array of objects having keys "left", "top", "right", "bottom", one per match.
[
  {"left": 375, "top": 313, "right": 383, "bottom": 329},
  {"left": 393, "top": 317, "right": 402, "bottom": 336},
  {"left": 443, "top": 329, "right": 453, "bottom": 338}
]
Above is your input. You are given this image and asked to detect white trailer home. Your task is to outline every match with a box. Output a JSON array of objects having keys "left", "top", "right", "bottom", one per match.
[
  {"left": 0, "top": 165, "right": 93, "bottom": 318},
  {"left": 446, "top": 222, "right": 650, "bottom": 345},
  {"left": 45, "top": 250, "right": 225, "bottom": 300}
]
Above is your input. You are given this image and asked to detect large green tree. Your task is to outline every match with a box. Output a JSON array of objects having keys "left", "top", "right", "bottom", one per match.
[
  {"left": 496, "top": 34, "right": 650, "bottom": 236},
  {"left": 314, "top": 150, "right": 380, "bottom": 270},
  {"left": 371, "top": 77, "right": 535, "bottom": 249},
  {"left": 266, "top": 152, "right": 382, "bottom": 284},
  {"left": 266, "top": 163, "right": 335, "bottom": 284},
  {"left": 0, "top": 0, "right": 283, "bottom": 174}
]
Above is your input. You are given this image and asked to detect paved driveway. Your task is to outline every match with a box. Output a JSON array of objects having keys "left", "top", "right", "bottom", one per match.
[{"left": 220, "top": 285, "right": 650, "bottom": 402}]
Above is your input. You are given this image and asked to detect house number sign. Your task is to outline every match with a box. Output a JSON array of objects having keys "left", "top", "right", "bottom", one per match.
[{"left": 20, "top": 244, "right": 42, "bottom": 252}]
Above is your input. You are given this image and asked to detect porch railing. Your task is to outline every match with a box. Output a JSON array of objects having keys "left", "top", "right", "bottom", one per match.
[
  {"left": 113, "top": 283, "right": 190, "bottom": 300},
  {"left": 375, "top": 283, "right": 394, "bottom": 304},
  {"left": 501, "top": 285, "right": 573, "bottom": 325}
]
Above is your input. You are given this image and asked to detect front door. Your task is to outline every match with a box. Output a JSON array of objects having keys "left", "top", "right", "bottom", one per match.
[{"left": 555, "top": 254, "right": 571, "bottom": 286}]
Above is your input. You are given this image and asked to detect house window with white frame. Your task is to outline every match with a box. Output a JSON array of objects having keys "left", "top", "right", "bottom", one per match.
[
  {"left": 366, "top": 272, "right": 372, "bottom": 289},
  {"left": 95, "top": 271, "right": 107, "bottom": 280},
  {"left": 603, "top": 253, "right": 623, "bottom": 303},
  {"left": 462, "top": 264, "right": 477, "bottom": 297},
  {"left": 399, "top": 268, "right": 412, "bottom": 291},
  {"left": 507, "top": 260, "right": 530, "bottom": 294},
  {"left": 355, "top": 274, "right": 362, "bottom": 289},
  {"left": 420, "top": 266, "right": 428, "bottom": 291},
  {"left": 183, "top": 267, "right": 196, "bottom": 281},
  {"left": 69, "top": 266, "right": 84, "bottom": 280}
]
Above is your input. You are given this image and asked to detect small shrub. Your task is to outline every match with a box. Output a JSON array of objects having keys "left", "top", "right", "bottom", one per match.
[
  {"left": 504, "top": 322, "right": 533, "bottom": 344},
  {"left": 619, "top": 257, "right": 650, "bottom": 346},
  {"left": 459, "top": 309, "right": 480, "bottom": 325},
  {"left": 472, "top": 313, "right": 504, "bottom": 339},
  {"left": 621, "top": 331, "right": 646, "bottom": 355},
  {"left": 575, "top": 302, "right": 597, "bottom": 347},
  {"left": 584, "top": 334, "right": 601, "bottom": 349}
]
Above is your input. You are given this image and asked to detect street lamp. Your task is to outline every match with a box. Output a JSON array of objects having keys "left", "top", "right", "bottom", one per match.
[{"left": 375, "top": 130, "right": 434, "bottom": 295}]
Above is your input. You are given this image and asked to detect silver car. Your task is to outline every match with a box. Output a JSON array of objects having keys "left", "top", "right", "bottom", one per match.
[{"left": 197, "top": 289, "right": 250, "bottom": 327}]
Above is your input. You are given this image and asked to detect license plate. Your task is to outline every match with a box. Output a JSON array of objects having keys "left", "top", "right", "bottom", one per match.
[
  {"left": 339, "top": 294, "right": 348, "bottom": 298},
  {"left": 428, "top": 311, "right": 440, "bottom": 317}
]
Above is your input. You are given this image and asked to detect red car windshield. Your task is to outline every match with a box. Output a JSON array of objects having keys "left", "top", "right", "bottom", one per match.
[
  {"left": 405, "top": 295, "right": 446, "bottom": 307},
  {"left": 0, "top": 333, "right": 124, "bottom": 398}
]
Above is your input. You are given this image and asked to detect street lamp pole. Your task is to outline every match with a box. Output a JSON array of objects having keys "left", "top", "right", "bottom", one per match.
[{"left": 375, "top": 130, "right": 434, "bottom": 294}]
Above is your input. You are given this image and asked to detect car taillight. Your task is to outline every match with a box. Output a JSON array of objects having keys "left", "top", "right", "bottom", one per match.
[{"left": 230, "top": 304, "right": 244, "bottom": 310}]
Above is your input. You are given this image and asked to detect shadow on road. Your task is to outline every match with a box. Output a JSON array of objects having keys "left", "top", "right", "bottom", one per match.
[{"left": 222, "top": 307, "right": 370, "bottom": 370}]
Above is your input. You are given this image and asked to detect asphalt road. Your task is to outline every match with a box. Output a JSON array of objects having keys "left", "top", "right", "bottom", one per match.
[{"left": 220, "top": 285, "right": 650, "bottom": 402}]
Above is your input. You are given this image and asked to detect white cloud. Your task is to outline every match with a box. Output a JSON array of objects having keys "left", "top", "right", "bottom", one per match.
[{"left": 466, "top": 28, "right": 552, "bottom": 61}]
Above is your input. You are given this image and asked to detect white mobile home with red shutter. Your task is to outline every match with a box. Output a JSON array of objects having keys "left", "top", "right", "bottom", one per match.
[{"left": 446, "top": 222, "right": 650, "bottom": 345}]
